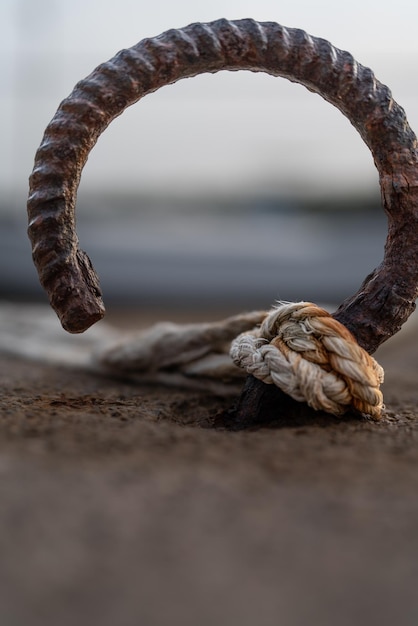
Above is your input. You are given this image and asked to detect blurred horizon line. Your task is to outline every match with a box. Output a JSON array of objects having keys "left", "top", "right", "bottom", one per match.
[{"left": 1, "top": 188, "right": 383, "bottom": 220}]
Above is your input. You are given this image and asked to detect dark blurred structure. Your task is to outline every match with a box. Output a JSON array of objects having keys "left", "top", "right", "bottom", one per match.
[{"left": 1, "top": 192, "right": 386, "bottom": 312}]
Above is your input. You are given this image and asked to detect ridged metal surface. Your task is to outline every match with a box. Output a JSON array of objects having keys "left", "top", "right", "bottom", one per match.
[{"left": 27, "top": 19, "right": 418, "bottom": 350}]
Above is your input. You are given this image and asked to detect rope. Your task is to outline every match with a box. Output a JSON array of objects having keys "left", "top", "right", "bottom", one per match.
[
  {"left": 0, "top": 301, "right": 384, "bottom": 417},
  {"left": 230, "top": 301, "right": 384, "bottom": 419},
  {"left": 0, "top": 304, "right": 259, "bottom": 396},
  {"left": 95, "top": 311, "right": 265, "bottom": 375}
]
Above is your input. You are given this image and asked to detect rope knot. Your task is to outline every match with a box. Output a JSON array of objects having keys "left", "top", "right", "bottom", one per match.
[{"left": 230, "top": 302, "right": 384, "bottom": 418}]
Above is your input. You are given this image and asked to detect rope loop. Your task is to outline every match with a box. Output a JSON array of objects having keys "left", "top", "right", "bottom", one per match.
[{"left": 230, "top": 302, "right": 384, "bottom": 418}]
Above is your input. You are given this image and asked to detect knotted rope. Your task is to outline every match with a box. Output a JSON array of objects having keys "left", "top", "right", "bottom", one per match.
[
  {"left": 230, "top": 302, "right": 384, "bottom": 419},
  {"left": 0, "top": 301, "right": 384, "bottom": 419}
]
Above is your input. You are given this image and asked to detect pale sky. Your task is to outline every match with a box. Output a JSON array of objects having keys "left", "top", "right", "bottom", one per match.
[{"left": 2, "top": 0, "right": 418, "bottom": 205}]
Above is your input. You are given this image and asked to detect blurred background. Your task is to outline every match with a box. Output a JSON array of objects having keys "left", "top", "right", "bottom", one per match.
[{"left": 2, "top": 0, "right": 418, "bottom": 316}]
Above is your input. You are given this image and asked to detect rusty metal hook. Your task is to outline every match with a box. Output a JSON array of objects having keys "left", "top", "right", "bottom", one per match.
[{"left": 28, "top": 18, "right": 418, "bottom": 358}]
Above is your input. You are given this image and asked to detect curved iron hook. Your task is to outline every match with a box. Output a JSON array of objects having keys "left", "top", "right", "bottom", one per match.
[{"left": 28, "top": 18, "right": 418, "bottom": 354}]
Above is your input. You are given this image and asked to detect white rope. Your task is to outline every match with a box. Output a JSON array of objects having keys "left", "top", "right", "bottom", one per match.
[
  {"left": 0, "top": 303, "right": 261, "bottom": 395},
  {"left": 0, "top": 301, "right": 385, "bottom": 416},
  {"left": 93, "top": 311, "right": 266, "bottom": 395},
  {"left": 230, "top": 301, "right": 384, "bottom": 418}
]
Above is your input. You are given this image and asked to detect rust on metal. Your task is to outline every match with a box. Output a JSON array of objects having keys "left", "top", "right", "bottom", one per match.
[{"left": 27, "top": 19, "right": 418, "bottom": 420}]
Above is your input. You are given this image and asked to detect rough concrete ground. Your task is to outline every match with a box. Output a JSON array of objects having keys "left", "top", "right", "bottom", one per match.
[{"left": 0, "top": 308, "right": 418, "bottom": 626}]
